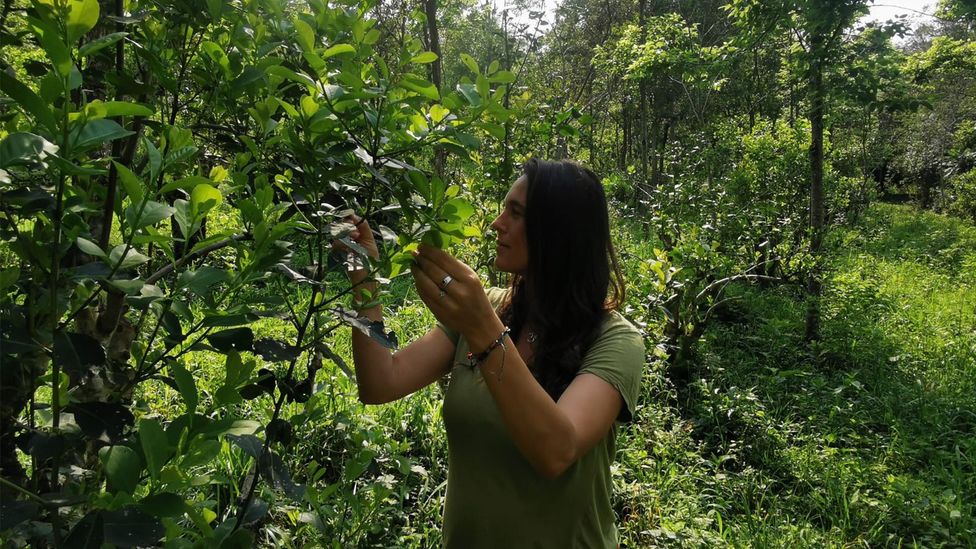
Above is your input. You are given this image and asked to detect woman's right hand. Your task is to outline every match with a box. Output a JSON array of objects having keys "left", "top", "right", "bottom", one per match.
[{"left": 334, "top": 214, "right": 380, "bottom": 271}]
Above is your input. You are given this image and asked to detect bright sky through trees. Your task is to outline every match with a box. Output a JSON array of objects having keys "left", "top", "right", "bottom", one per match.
[
  {"left": 862, "top": 0, "right": 938, "bottom": 23},
  {"left": 489, "top": 0, "right": 940, "bottom": 35}
]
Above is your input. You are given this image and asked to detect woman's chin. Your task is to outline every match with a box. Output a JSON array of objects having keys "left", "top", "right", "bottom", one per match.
[{"left": 493, "top": 258, "right": 524, "bottom": 276}]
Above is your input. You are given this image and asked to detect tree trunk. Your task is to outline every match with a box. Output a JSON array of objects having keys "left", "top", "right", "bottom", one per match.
[
  {"left": 656, "top": 120, "right": 669, "bottom": 186},
  {"left": 638, "top": 0, "right": 650, "bottom": 193},
  {"left": 805, "top": 37, "right": 826, "bottom": 342},
  {"left": 620, "top": 103, "right": 629, "bottom": 171}
]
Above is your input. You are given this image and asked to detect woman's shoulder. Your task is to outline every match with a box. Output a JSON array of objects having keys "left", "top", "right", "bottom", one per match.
[
  {"left": 599, "top": 309, "right": 643, "bottom": 340},
  {"left": 588, "top": 310, "right": 645, "bottom": 361},
  {"left": 486, "top": 286, "right": 511, "bottom": 309}
]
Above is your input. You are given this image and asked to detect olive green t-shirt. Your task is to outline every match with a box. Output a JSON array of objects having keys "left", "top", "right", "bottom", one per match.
[{"left": 436, "top": 288, "right": 645, "bottom": 549}]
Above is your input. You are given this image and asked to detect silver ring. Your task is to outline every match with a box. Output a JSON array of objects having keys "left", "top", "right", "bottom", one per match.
[
  {"left": 438, "top": 289, "right": 447, "bottom": 299},
  {"left": 440, "top": 275, "right": 454, "bottom": 291}
]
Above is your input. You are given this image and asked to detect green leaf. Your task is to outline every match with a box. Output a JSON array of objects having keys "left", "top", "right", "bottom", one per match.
[
  {"left": 173, "top": 199, "right": 192, "bottom": 242},
  {"left": 293, "top": 18, "right": 315, "bottom": 52},
  {"left": 101, "top": 445, "right": 141, "bottom": 494},
  {"left": 215, "top": 351, "right": 251, "bottom": 405},
  {"left": 159, "top": 175, "right": 209, "bottom": 194},
  {"left": 302, "top": 51, "right": 326, "bottom": 74},
  {"left": 231, "top": 66, "right": 266, "bottom": 89},
  {"left": 30, "top": 17, "right": 73, "bottom": 76},
  {"left": 489, "top": 70, "right": 516, "bottom": 84},
  {"left": 180, "top": 439, "right": 220, "bottom": 469},
  {"left": 0, "top": 133, "right": 59, "bottom": 169},
  {"left": 258, "top": 450, "right": 306, "bottom": 501},
  {"left": 177, "top": 266, "right": 230, "bottom": 295},
  {"left": 108, "top": 245, "right": 149, "bottom": 270},
  {"left": 300, "top": 95, "right": 319, "bottom": 118},
  {"left": 67, "top": 402, "right": 134, "bottom": 443},
  {"left": 201, "top": 311, "right": 258, "bottom": 328},
  {"left": 429, "top": 104, "right": 450, "bottom": 124},
  {"left": 106, "top": 278, "right": 145, "bottom": 295},
  {"left": 79, "top": 31, "right": 126, "bottom": 57},
  {"left": 76, "top": 237, "right": 106, "bottom": 258},
  {"left": 113, "top": 162, "right": 144, "bottom": 203},
  {"left": 65, "top": 0, "right": 100, "bottom": 42},
  {"left": 323, "top": 43, "right": 355, "bottom": 58},
  {"left": 54, "top": 331, "right": 106, "bottom": 382},
  {"left": 74, "top": 119, "right": 134, "bottom": 150},
  {"left": 410, "top": 52, "right": 438, "bottom": 64},
  {"left": 460, "top": 53, "right": 479, "bottom": 76},
  {"left": 480, "top": 122, "right": 506, "bottom": 140},
  {"left": 205, "top": 0, "right": 223, "bottom": 20},
  {"left": 139, "top": 493, "right": 186, "bottom": 518},
  {"left": 265, "top": 66, "right": 315, "bottom": 89},
  {"left": 442, "top": 198, "right": 475, "bottom": 222},
  {"left": 168, "top": 362, "right": 198, "bottom": 413},
  {"left": 208, "top": 327, "right": 254, "bottom": 353},
  {"left": 215, "top": 419, "right": 260, "bottom": 437},
  {"left": 138, "top": 418, "right": 171, "bottom": 482},
  {"left": 476, "top": 74, "right": 489, "bottom": 98},
  {"left": 145, "top": 138, "right": 162, "bottom": 183},
  {"left": 0, "top": 267, "right": 19, "bottom": 292},
  {"left": 190, "top": 183, "right": 222, "bottom": 215},
  {"left": 457, "top": 83, "right": 480, "bottom": 106},
  {"left": 0, "top": 75, "right": 58, "bottom": 131},
  {"left": 86, "top": 100, "right": 153, "bottom": 119},
  {"left": 487, "top": 102, "right": 511, "bottom": 122},
  {"left": 363, "top": 29, "right": 381, "bottom": 45},
  {"left": 200, "top": 41, "right": 231, "bottom": 78},
  {"left": 215, "top": 385, "right": 242, "bottom": 406},
  {"left": 229, "top": 350, "right": 255, "bottom": 386},
  {"left": 401, "top": 75, "right": 439, "bottom": 100},
  {"left": 127, "top": 200, "right": 175, "bottom": 230}
]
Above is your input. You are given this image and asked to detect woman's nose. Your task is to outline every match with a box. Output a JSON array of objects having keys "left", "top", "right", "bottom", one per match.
[{"left": 490, "top": 214, "right": 503, "bottom": 233}]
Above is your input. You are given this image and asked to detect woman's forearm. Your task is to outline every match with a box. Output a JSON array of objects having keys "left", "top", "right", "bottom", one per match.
[
  {"left": 349, "top": 271, "right": 394, "bottom": 404},
  {"left": 467, "top": 319, "right": 578, "bottom": 479}
]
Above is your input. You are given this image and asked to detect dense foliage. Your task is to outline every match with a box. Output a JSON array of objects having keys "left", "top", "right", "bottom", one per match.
[{"left": 1, "top": 0, "right": 974, "bottom": 546}]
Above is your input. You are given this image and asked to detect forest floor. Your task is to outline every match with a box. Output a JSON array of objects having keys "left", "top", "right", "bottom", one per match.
[{"left": 616, "top": 202, "right": 976, "bottom": 547}]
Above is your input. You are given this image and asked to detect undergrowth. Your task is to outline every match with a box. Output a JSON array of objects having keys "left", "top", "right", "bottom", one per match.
[{"left": 131, "top": 202, "right": 975, "bottom": 547}]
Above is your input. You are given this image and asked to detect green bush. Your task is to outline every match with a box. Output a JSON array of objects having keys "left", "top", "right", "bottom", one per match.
[{"left": 936, "top": 169, "right": 976, "bottom": 222}]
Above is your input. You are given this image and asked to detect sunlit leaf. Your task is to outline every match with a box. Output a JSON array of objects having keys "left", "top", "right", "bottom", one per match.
[
  {"left": 108, "top": 245, "right": 149, "bottom": 270},
  {"left": 411, "top": 51, "right": 438, "bottom": 64},
  {"left": 324, "top": 43, "right": 355, "bottom": 58}
]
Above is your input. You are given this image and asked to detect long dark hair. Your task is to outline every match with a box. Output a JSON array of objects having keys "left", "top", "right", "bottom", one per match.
[{"left": 499, "top": 159, "right": 625, "bottom": 401}]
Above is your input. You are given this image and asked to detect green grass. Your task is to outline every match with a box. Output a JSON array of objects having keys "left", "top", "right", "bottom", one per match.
[{"left": 614, "top": 202, "right": 975, "bottom": 547}]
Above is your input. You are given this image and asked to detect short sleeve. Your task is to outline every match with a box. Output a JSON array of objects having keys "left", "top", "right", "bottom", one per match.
[
  {"left": 436, "top": 287, "right": 509, "bottom": 346},
  {"left": 578, "top": 313, "right": 645, "bottom": 423}
]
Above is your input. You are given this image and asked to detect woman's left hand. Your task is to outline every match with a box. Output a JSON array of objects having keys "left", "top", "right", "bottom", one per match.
[{"left": 411, "top": 245, "right": 504, "bottom": 349}]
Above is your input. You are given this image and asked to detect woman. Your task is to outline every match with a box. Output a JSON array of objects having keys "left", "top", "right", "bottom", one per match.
[{"left": 344, "top": 159, "right": 644, "bottom": 548}]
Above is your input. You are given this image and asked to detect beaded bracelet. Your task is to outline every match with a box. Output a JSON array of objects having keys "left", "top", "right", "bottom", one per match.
[{"left": 466, "top": 327, "right": 511, "bottom": 377}]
